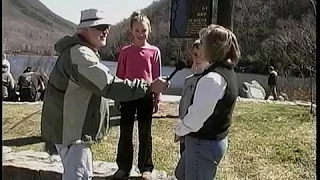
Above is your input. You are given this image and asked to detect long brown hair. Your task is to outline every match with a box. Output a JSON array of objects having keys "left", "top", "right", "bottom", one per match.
[{"left": 128, "top": 11, "right": 151, "bottom": 41}]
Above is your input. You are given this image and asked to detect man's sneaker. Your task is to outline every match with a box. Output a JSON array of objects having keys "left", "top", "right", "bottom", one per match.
[
  {"left": 141, "top": 171, "right": 152, "bottom": 180},
  {"left": 113, "top": 169, "right": 130, "bottom": 180}
]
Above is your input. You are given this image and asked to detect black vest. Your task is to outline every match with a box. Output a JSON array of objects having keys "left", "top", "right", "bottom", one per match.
[{"left": 188, "top": 63, "right": 238, "bottom": 140}]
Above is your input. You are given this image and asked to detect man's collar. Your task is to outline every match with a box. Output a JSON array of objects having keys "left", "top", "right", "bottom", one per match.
[{"left": 75, "top": 33, "right": 98, "bottom": 52}]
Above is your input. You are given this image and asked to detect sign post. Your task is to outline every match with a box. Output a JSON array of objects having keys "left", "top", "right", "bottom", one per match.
[
  {"left": 217, "top": 0, "right": 234, "bottom": 31},
  {"left": 170, "top": 0, "right": 213, "bottom": 38}
]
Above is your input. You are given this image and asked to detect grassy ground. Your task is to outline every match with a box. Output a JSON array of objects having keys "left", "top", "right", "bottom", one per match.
[{"left": 2, "top": 102, "right": 316, "bottom": 180}]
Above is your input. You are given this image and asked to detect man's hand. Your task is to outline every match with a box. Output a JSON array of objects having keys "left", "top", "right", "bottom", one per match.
[{"left": 150, "top": 78, "right": 170, "bottom": 94}]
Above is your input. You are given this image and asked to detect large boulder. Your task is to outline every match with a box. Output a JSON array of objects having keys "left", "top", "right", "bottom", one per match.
[
  {"left": 3, "top": 150, "right": 172, "bottom": 180},
  {"left": 239, "top": 80, "right": 266, "bottom": 100}
]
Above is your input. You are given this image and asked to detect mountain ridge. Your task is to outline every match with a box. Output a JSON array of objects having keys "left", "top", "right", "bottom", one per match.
[
  {"left": 100, "top": 0, "right": 315, "bottom": 76},
  {"left": 2, "top": 0, "right": 77, "bottom": 55}
]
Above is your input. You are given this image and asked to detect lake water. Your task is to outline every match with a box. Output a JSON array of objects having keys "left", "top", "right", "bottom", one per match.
[
  {"left": 6, "top": 55, "right": 193, "bottom": 90},
  {"left": 6, "top": 55, "right": 313, "bottom": 97}
]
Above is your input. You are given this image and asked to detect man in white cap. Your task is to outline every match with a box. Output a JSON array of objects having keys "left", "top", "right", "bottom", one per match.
[{"left": 41, "top": 9, "right": 169, "bottom": 180}]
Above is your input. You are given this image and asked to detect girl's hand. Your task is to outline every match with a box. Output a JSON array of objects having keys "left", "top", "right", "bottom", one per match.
[{"left": 153, "top": 100, "right": 159, "bottom": 114}]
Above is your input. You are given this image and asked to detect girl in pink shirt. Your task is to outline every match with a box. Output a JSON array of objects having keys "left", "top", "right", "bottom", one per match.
[{"left": 114, "top": 11, "right": 161, "bottom": 180}]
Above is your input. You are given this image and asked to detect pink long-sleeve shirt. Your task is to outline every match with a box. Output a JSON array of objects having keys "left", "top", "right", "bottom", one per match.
[{"left": 116, "top": 44, "right": 162, "bottom": 101}]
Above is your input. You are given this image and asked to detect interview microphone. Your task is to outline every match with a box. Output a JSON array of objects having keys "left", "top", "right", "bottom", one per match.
[{"left": 166, "top": 60, "right": 187, "bottom": 81}]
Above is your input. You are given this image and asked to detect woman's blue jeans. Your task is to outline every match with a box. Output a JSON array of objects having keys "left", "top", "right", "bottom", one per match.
[{"left": 175, "top": 135, "right": 228, "bottom": 180}]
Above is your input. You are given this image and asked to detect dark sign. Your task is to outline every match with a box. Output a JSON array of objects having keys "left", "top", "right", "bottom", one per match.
[{"left": 170, "top": 0, "right": 213, "bottom": 38}]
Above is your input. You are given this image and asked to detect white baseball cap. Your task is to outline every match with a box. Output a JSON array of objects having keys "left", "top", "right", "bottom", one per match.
[{"left": 77, "top": 9, "right": 111, "bottom": 29}]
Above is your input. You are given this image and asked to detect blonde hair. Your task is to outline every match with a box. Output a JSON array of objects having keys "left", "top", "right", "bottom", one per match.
[
  {"left": 199, "top": 24, "right": 240, "bottom": 68},
  {"left": 129, "top": 11, "right": 151, "bottom": 32}
]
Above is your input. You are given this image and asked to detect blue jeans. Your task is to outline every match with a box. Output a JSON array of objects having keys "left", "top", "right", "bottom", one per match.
[{"left": 175, "top": 135, "right": 228, "bottom": 180}]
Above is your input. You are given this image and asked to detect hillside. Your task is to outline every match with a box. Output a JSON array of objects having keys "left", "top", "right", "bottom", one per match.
[
  {"left": 100, "top": 0, "right": 316, "bottom": 76},
  {"left": 2, "top": 0, "right": 76, "bottom": 55}
]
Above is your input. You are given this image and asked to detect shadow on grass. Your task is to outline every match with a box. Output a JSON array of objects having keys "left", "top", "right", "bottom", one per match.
[
  {"left": 2, "top": 136, "right": 44, "bottom": 146},
  {"left": 4, "top": 110, "right": 42, "bottom": 134},
  {"left": 2, "top": 136, "right": 58, "bottom": 155}
]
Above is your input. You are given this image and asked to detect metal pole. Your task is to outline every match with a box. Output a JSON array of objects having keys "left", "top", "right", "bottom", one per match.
[
  {"left": 309, "top": 66, "right": 313, "bottom": 114},
  {"left": 217, "top": 0, "right": 234, "bottom": 31}
]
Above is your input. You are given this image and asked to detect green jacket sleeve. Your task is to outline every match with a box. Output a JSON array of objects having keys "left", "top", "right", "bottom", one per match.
[{"left": 69, "top": 45, "right": 150, "bottom": 102}]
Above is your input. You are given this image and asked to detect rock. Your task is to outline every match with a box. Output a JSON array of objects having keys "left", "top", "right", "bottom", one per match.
[
  {"left": 3, "top": 150, "right": 172, "bottom": 179},
  {"left": 251, "top": 80, "right": 265, "bottom": 93},
  {"left": 2, "top": 101, "right": 43, "bottom": 105},
  {"left": 3, "top": 146, "right": 12, "bottom": 154},
  {"left": 49, "top": 155, "right": 61, "bottom": 162},
  {"left": 239, "top": 80, "right": 266, "bottom": 100},
  {"left": 3, "top": 165, "right": 61, "bottom": 180}
]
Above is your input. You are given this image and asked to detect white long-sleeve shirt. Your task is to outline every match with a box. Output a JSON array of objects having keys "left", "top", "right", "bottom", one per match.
[{"left": 175, "top": 72, "right": 227, "bottom": 137}]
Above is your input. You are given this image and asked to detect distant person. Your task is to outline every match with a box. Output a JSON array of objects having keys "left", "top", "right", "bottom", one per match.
[
  {"left": 40, "top": 9, "right": 169, "bottom": 180},
  {"left": 2, "top": 53, "right": 11, "bottom": 73},
  {"left": 174, "top": 24, "right": 240, "bottom": 180},
  {"left": 2, "top": 64, "right": 15, "bottom": 101},
  {"left": 17, "top": 67, "right": 45, "bottom": 102},
  {"left": 178, "top": 39, "right": 208, "bottom": 156},
  {"left": 114, "top": 11, "right": 161, "bottom": 180},
  {"left": 264, "top": 66, "right": 278, "bottom": 100},
  {"left": 38, "top": 70, "right": 49, "bottom": 101},
  {"left": 39, "top": 70, "right": 49, "bottom": 85}
]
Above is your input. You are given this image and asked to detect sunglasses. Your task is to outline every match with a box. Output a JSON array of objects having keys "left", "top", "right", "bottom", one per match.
[{"left": 92, "top": 25, "right": 111, "bottom": 31}]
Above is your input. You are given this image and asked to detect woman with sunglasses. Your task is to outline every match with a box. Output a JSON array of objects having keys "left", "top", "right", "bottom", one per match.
[{"left": 178, "top": 39, "right": 209, "bottom": 156}]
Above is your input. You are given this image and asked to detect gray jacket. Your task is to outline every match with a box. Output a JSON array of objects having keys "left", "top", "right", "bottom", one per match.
[{"left": 41, "top": 34, "right": 150, "bottom": 146}]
